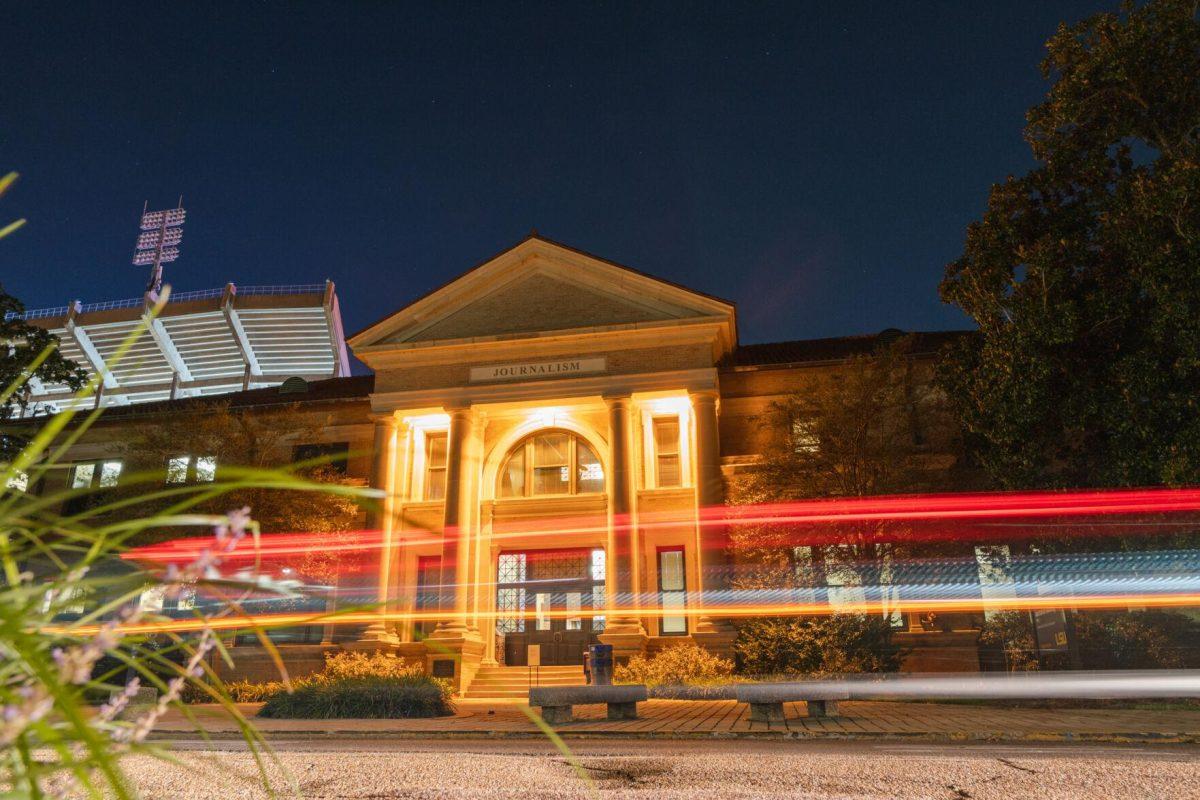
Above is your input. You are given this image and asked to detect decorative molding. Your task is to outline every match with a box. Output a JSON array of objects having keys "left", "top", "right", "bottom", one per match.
[{"left": 369, "top": 368, "right": 719, "bottom": 414}]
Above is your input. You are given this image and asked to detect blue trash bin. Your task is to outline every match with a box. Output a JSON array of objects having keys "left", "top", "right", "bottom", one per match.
[{"left": 588, "top": 644, "right": 613, "bottom": 685}]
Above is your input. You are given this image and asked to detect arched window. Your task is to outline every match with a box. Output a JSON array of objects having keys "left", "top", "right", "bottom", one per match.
[{"left": 498, "top": 430, "right": 605, "bottom": 498}]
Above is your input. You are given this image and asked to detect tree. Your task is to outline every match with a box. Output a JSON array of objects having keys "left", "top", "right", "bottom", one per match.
[
  {"left": 1, "top": 286, "right": 89, "bottom": 418},
  {"left": 121, "top": 400, "right": 364, "bottom": 554},
  {"left": 939, "top": 0, "right": 1200, "bottom": 489},
  {"left": 729, "top": 335, "right": 964, "bottom": 578},
  {"left": 727, "top": 337, "right": 964, "bottom": 673}
]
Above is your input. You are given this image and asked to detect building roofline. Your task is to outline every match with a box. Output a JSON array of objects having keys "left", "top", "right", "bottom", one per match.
[{"left": 348, "top": 232, "right": 737, "bottom": 343}]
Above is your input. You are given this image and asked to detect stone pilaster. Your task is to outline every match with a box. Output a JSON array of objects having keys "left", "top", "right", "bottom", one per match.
[
  {"left": 357, "top": 415, "right": 399, "bottom": 646},
  {"left": 689, "top": 388, "right": 736, "bottom": 656}
]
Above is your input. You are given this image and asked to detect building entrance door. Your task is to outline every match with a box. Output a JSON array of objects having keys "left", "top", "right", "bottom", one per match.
[{"left": 496, "top": 548, "right": 606, "bottom": 667}]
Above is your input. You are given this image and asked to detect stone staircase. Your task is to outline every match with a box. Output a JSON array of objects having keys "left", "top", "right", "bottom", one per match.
[{"left": 464, "top": 664, "right": 587, "bottom": 699}]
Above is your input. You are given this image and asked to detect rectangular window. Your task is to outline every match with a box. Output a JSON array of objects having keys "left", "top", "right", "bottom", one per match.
[
  {"left": 535, "top": 592, "right": 552, "bottom": 631},
  {"left": 657, "top": 546, "right": 687, "bottom": 635},
  {"left": 166, "top": 456, "right": 189, "bottom": 484},
  {"left": 496, "top": 587, "right": 526, "bottom": 633},
  {"left": 565, "top": 592, "right": 582, "bottom": 631},
  {"left": 194, "top": 456, "right": 217, "bottom": 483},
  {"left": 98, "top": 461, "right": 122, "bottom": 488},
  {"left": 71, "top": 463, "right": 96, "bottom": 489},
  {"left": 790, "top": 416, "right": 819, "bottom": 453},
  {"left": 531, "top": 432, "right": 570, "bottom": 495},
  {"left": 653, "top": 418, "right": 681, "bottom": 488},
  {"left": 166, "top": 455, "right": 216, "bottom": 484},
  {"left": 70, "top": 460, "right": 123, "bottom": 490},
  {"left": 591, "top": 584, "right": 606, "bottom": 631},
  {"left": 66, "top": 460, "right": 122, "bottom": 515},
  {"left": 416, "top": 555, "right": 441, "bottom": 636},
  {"left": 424, "top": 432, "right": 448, "bottom": 501}
]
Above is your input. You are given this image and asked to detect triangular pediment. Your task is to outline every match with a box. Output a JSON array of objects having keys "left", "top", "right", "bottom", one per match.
[{"left": 350, "top": 236, "right": 735, "bottom": 349}]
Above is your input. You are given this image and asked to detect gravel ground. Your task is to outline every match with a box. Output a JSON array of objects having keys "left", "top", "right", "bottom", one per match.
[{"left": 120, "top": 742, "right": 1200, "bottom": 799}]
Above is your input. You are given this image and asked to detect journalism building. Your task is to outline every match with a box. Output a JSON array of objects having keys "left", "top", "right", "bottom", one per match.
[{"left": 16, "top": 235, "right": 975, "bottom": 693}]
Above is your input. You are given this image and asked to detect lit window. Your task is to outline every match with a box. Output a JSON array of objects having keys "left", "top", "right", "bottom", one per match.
[
  {"left": 497, "top": 431, "right": 605, "bottom": 498},
  {"left": 535, "top": 592, "right": 551, "bottom": 631},
  {"left": 591, "top": 583, "right": 606, "bottom": 631},
  {"left": 532, "top": 432, "right": 570, "bottom": 495},
  {"left": 790, "top": 416, "right": 819, "bottom": 453},
  {"left": 5, "top": 470, "right": 30, "bottom": 493},
  {"left": 138, "top": 585, "right": 166, "bottom": 614},
  {"left": 98, "top": 461, "right": 122, "bottom": 488},
  {"left": 658, "top": 547, "right": 687, "bottom": 634},
  {"left": 565, "top": 592, "right": 582, "bottom": 631},
  {"left": 194, "top": 456, "right": 217, "bottom": 483},
  {"left": 71, "top": 463, "right": 95, "bottom": 489},
  {"left": 496, "top": 587, "right": 526, "bottom": 633},
  {"left": 653, "top": 418, "right": 681, "bottom": 488},
  {"left": 166, "top": 455, "right": 216, "bottom": 484},
  {"left": 498, "top": 552, "right": 527, "bottom": 584},
  {"left": 71, "top": 460, "right": 123, "bottom": 490},
  {"left": 166, "top": 456, "right": 189, "bottom": 484},
  {"left": 590, "top": 548, "right": 606, "bottom": 581},
  {"left": 424, "top": 432, "right": 448, "bottom": 501}
]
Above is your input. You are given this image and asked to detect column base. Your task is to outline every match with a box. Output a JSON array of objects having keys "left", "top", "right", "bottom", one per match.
[
  {"left": 350, "top": 622, "right": 399, "bottom": 648},
  {"left": 599, "top": 620, "right": 648, "bottom": 664},
  {"left": 423, "top": 630, "right": 485, "bottom": 695}
]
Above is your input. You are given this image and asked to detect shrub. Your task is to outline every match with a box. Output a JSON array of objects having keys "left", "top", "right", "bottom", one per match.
[
  {"left": 978, "top": 611, "right": 1040, "bottom": 672},
  {"left": 258, "top": 674, "right": 454, "bottom": 719},
  {"left": 188, "top": 679, "right": 287, "bottom": 704},
  {"left": 735, "top": 613, "right": 901, "bottom": 677},
  {"left": 1074, "top": 610, "right": 1200, "bottom": 670},
  {"left": 321, "top": 650, "right": 423, "bottom": 680},
  {"left": 614, "top": 642, "right": 734, "bottom": 686}
]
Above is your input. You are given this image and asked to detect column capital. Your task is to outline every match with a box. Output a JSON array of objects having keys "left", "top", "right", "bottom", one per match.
[
  {"left": 602, "top": 392, "right": 632, "bottom": 408},
  {"left": 443, "top": 401, "right": 474, "bottom": 417},
  {"left": 369, "top": 412, "right": 400, "bottom": 427},
  {"left": 688, "top": 387, "right": 720, "bottom": 403}
]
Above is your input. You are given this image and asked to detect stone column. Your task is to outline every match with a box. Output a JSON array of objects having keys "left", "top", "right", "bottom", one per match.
[
  {"left": 359, "top": 415, "right": 399, "bottom": 645},
  {"left": 428, "top": 406, "right": 485, "bottom": 694},
  {"left": 690, "top": 389, "right": 736, "bottom": 655},
  {"left": 432, "top": 405, "right": 475, "bottom": 637},
  {"left": 598, "top": 394, "right": 647, "bottom": 659}
]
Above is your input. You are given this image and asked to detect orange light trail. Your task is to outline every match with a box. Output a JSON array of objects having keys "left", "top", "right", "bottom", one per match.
[{"left": 51, "top": 591, "right": 1200, "bottom": 637}]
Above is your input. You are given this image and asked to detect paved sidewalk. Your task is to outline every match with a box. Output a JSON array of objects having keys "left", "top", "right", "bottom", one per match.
[{"left": 153, "top": 698, "right": 1200, "bottom": 743}]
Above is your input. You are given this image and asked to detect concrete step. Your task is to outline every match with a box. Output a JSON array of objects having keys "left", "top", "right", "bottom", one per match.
[{"left": 466, "top": 666, "right": 587, "bottom": 698}]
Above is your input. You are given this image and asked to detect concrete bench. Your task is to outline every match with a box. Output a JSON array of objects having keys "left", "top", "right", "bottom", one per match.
[
  {"left": 528, "top": 684, "right": 648, "bottom": 724},
  {"left": 734, "top": 683, "right": 850, "bottom": 723}
]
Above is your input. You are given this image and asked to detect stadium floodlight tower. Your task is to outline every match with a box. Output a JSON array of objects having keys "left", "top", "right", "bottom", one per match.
[{"left": 133, "top": 198, "right": 186, "bottom": 300}]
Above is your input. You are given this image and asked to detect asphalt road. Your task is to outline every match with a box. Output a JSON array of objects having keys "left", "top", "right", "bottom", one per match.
[{"left": 124, "top": 739, "right": 1199, "bottom": 799}]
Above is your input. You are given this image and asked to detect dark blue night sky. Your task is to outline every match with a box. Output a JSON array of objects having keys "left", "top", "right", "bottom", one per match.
[{"left": 2, "top": 2, "right": 1108, "bottom": 348}]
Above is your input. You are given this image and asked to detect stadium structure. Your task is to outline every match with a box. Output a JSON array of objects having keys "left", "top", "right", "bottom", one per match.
[{"left": 9, "top": 282, "right": 351, "bottom": 415}]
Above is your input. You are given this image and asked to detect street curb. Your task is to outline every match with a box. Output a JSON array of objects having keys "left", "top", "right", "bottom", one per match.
[{"left": 150, "top": 729, "right": 1200, "bottom": 745}]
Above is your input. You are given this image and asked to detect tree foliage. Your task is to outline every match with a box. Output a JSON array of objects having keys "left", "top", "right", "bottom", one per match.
[
  {"left": 939, "top": 0, "right": 1200, "bottom": 488},
  {"left": 0, "top": 285, "right": 88, "bottom": 427},
  {"left": 121, "top": 400, "right": 363, "bottom": 559},
  {"left": 728, "top": 336, "right": 964, "bottom": 587},
  {"left": 727, "top": 338, "right": 963, "bottom": 672}
]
